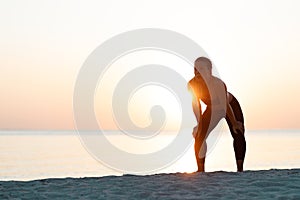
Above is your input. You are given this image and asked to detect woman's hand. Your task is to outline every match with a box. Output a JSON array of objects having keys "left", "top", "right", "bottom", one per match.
[
  {"left": 192, "top": 125, "right": 201, "bottom": 138},
  {"left": 193, "top": 124, "right": 201, "bottom": 138}
]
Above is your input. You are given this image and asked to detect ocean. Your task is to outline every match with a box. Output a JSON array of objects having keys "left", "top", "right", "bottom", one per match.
[{"left": 0, "top": 130, "right": 300, "bottom": 181}]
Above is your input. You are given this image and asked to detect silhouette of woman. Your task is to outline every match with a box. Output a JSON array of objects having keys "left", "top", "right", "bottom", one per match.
[{"left": 188, "top": 57, "right": 245, "bottom": 172}]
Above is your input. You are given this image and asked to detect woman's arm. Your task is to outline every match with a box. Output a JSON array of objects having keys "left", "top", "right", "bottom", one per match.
[
  {"left": 188, "top": 82, "right": 202, "bottom": 138},
  {"left": 192, "top": 95, "right": 202, "bottom": 138},
  {"left": 188, "top": 82, "right": 202, "bottom": 123},
  {"left": 226, "top": 98, "right": 244, "bottom": 134},
  {"left": 192, "top": 97, "right": 201, "bottom": 123}
]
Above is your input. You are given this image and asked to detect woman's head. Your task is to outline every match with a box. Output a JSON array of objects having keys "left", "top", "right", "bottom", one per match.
[{"left": 194, "top": 57, "right": 212, "bottom": 76}]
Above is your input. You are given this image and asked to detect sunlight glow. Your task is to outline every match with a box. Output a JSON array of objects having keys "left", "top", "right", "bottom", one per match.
[{"left": 94, "top": 49, "right": 193, "bottom": 130}]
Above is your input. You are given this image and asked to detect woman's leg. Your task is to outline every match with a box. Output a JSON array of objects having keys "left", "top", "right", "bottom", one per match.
[
  {"left": 194, "top": 138, "right": 206, "bottom": 172},
  {"left": 194, "top": 108, "right": 211, "bottom": 172},
  {"left": 226, "top": 93, "right": 246, "bottom": 172}
]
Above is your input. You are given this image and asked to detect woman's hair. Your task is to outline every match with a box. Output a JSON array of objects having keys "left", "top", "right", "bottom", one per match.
[{"left": 194, "top": 57, "right": 212, "bottom": 71}]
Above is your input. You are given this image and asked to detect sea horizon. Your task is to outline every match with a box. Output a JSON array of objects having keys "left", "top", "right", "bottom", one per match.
[
  {"left": 1, "top": 130, "right": 300, "bottom": 181},
  {"left": 0, "top": 129, "right": 299, "bottom": 135}
]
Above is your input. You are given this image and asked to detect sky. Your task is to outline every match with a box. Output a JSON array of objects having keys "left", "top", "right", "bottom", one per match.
[{"left": 0, "top": 0, "right": 300, "bottom": 130}]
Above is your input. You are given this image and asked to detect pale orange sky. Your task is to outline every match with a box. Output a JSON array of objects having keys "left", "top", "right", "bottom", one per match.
[{"left": 0, "top": 0, "right": 300, "bottom": 130}]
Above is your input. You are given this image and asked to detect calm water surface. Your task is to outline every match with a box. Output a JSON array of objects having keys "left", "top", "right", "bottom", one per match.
[{"left": 0, "top": 130, "right": 299, "bottom": 181}]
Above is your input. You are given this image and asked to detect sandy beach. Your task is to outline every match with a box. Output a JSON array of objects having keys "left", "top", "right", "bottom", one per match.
[{"left": 1, "top": 169, "right": 300, "bottom": 199}]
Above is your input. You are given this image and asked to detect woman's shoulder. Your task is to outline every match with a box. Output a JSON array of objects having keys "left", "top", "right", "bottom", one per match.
[
  {"left": 212, "top": 76, "right": 224, "bottom": 83},
  {"left": 190, "top": 75, "right": 205, "bottom": 84},
  {"left": 213, "top": 76, "right": 226, "bottom": 87}
]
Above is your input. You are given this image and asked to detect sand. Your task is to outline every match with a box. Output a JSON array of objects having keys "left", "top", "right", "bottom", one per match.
[{"left": 1, "top": 169, "right": 300, "bottom": 199}]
